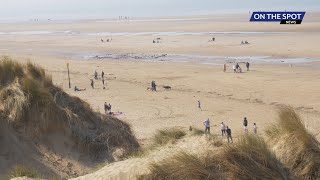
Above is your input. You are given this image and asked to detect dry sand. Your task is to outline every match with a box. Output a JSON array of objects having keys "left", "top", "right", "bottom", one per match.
[{"left": 1, "top": 13, "right": 320, "bottom": 179}]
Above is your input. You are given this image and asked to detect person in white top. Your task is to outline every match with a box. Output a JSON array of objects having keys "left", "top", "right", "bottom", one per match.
[
  {"left": 221, "top": 122, "right": 226, "bottom": 136},
  {"left": 233, "top": 64, "right": 236, "bottom": 73},
  {"left": 203, "top": 118, "right": 210, "bottom": 134},
  {"left": 253, "top": 123, "right": 257, "bottom": 134}
]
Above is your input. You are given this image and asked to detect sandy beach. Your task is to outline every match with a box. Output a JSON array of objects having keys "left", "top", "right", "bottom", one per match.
[{"left": 1, "top": 13, "right": 319, "bottom": 140}]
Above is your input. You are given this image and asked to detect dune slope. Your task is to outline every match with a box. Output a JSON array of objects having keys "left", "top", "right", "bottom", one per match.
[{"left": 0, "top": 57, "right": 139, "bottom": 179}]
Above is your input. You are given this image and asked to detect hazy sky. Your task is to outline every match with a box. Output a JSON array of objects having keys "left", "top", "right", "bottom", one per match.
[{"left": 0, "top": 0, "right": 319, "bottom": 20}]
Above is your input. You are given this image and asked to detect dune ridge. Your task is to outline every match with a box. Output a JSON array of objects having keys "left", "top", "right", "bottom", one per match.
[{"left": 0, "top": 57, "right": 139, "bottom": 179}]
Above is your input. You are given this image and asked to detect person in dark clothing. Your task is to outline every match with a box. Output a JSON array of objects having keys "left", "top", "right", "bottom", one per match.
[
  {"left": 90, "top": 79, "right": 94, "bottom": 89},
  {"left": 198, "top": 100, "right": 202, "bottom": 111},
  {"left": 151, "top": 81, "right": 157, "bottom": 91},
  {"left": 94, "top": 71, "right": 98, "bottom": 80},
  {"left": 246, "top": 62, "right": 250, "bottom": 71},
  {"left": 102, "top": 78, "right": 105, "bottom": 85},
  {"left": 235, "top": 63, "right": 239, "bottom": 70},
  {"left": 226, "top": 126, "right": 233, "bottom": 143},
  {"left": 243, "top": 117, "right": 248, "bottom": 133},
  {"left": 102, "top": 71, "right": 105, "bottom": 79},
  {"left": 74, "top": 86, "right": 86, "bottom": 91},
  {"left": 253, "top": 122, "right": 257, "bottom": 134},
  {"left": 104, "top": 102, "right": 108, "bottom": 114}
]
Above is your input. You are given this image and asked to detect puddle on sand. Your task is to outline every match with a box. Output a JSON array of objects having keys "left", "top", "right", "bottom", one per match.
[{"left": 80, "top": 52, "right": 319, "bottom": 65}]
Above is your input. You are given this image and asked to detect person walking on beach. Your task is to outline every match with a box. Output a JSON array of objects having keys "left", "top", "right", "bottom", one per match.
[
  {"left": 94, "top": 71, "right": 98, "bottom": 80},
  {"left": 90, "top": 79, "right": 94, "bottom": 89},
  {"left": 246, "top": 62, "right": 250, "bottom": 71},
  {"left": 102, "top": 71, "right": 105, "bottom": 79},
  {"left": 233, "top": 64, "right": 236, "bottom": 73},
  {"left": 235, "top": 63, "right": 240, "bottom": 73},
  {"left": 243, "top": 117, "right": 248, "bottom": 133},
  {"left": 198, "top": 100, "right": 202, "bottom": 111},
  {"left": 253, "top": 122, "right": 257, "bottom": 134},
  {"left": 151, "top": 81, "right": 157, "bottom": 91},
  {"left": 223, "top": 64, "right": 227, "bottom": 72},
  {"left": 153, "top": 81, "right": 157, "bottom": 91},
  {"left": 221, "top": 122, "right": 226, "bottom": 136},
  {"left": 226, "top": 126, "right": 233, "bottom": 143},
  {"left": 203, "top": 118, "right": 210, "bottom": 134}
]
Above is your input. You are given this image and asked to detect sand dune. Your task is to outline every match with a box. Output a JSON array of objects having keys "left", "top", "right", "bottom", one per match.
[
  {"left": 0, "top": 59, "right": 139, "bottom": 179},
  {"left": 72, "top": 135, "right": 216, "bottom": 180}
]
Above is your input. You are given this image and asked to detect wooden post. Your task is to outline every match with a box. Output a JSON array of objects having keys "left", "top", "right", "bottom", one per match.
[{"left": 67, "top": 63, "right": 71, "bottom": 88}]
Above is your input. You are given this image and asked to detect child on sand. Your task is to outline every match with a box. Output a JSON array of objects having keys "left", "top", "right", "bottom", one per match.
[
  {"left": 253, "top": 123, "right": 257, "bottom": 134},
  {"left": 223, "top": 64, "right": 226, "bottom": 72}
]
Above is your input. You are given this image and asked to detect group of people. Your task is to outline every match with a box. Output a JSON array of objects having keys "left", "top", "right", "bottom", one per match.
[
  {"left": 233, "top": 63, "right": 242, "bottom": 73},
  {"left": 153, "top": 38, "right": 162, "bottom": 43},
  {"left": 101, "top": 38, "right": 112, "bottom": 43},
  {"left": 203, "top": 117, "right": 258, "bottom": 143},
  {"left": 73, "top": 70, "right": 106, "bottom": 92},
  {"left": 91, "top": 70, "right": 106, "bottom": 89},
  {"left": 242, "top": 117, "right": 257, "bottom": 134},
  {"left": 227, "top": 62, "right": 250, "bottom": 73},
  {"left": 241, "top": 41, "right": 250, "bottom": 45},
  {"left": 203, "top": 119, "right": 234, "bottom": 143}
]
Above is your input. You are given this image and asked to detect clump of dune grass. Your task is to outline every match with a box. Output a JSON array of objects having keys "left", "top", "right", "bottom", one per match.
[
  {"left": 191, "top": 127, "right": 205, "bottom": 136},
  {"left": 0, "top": 56, "right": 24, "bottom": 87},
  {"left": 8, "top": 165, "right": 39, "bottom": 179},
  {"left": 191, "top": 128, "right": 223, "bottom": 147},
  {"left": 140, "top": 134, "right": 291, "bottom": 180},
  {"left": 0, "top": 79, "right": 29, "bottom": 122},
  {"left": 139, "top": 151, "right": 223, "bottom": 180},
  {"left": 151, "top": 128, "right": 186, "bottom": 147},
  {"left": 265, "top": 106, "right": 320, "bottom": 179},
  {"left": 0, "top": 59, "right": 61, "bottom": 133},
  {"left": 219, "top": 134, "right": 291, "bottom": 180}
]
